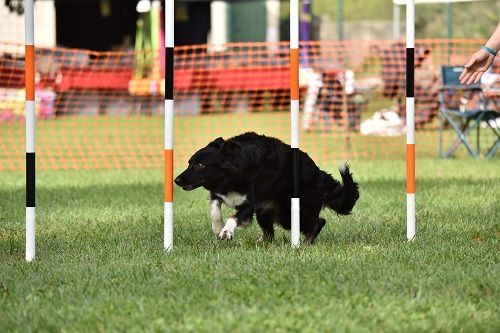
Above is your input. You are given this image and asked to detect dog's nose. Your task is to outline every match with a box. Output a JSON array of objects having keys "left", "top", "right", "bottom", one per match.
[{"left": 174, "top": 177, "right": 182, "bottom": 185}]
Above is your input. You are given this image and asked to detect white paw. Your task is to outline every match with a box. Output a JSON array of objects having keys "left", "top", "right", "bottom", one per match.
[
  {"left": 218, "top": 226, "right": 234, "bottom": 240},
  {"left": 218, "top": 217, "right": 237, "bottom": 240}
]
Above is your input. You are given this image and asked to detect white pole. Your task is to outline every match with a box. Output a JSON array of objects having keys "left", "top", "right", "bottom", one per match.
[
  {"left": 209, "top": 1, "right": 228, "bottom": 52},
  {"left": 266, "top": 0, "right": 280, "bottom": 44},
  {"left": 393, "top": 3, "right": 400, "bottom": 40},
  {"left": 290, "top": 0, "right": 300, "bottom": 247},
  {"left": 164, "top": 0, "right": 174, "bottom": 251},
  {"left": 25, "top": 0, "right": 36, "bottom": 262},
  {"left": 406, "top": 0, "right": 416, "bottom": 241}
]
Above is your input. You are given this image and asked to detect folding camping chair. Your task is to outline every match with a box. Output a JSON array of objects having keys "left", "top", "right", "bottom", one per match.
[{"left": 438, "top": 66, "right": 500, "bottom": 159}]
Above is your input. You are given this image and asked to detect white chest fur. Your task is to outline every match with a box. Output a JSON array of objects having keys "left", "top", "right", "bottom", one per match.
[{"left": 215, "top": 192, "right": 247, "bottom": 208}]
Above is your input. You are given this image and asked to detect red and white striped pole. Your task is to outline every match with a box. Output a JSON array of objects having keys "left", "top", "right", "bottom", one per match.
[
  {"left": 164, "top": 0, "right": 174, "bottom": 251},
  {"left": 25, "top": 0, "right": 36, "bottom": 262},
  {"left": 406, "top": 0, "right": 416, "bottom": 241},
  {"left": 290, "top": 0, "right": 300, "bottom": 247}
]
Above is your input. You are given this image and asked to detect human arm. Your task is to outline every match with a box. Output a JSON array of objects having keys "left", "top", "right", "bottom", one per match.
[{"left": 459, "top": 23, "right": 500, "bottom": 85}]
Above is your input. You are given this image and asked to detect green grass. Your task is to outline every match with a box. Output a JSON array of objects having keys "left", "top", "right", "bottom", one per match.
[{"left": 1, "top": 159, "right": 499, "bottom": 332}]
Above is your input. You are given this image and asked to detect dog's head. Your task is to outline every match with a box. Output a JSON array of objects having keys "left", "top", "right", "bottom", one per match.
[{"left": 174, "top": 137, "right": 242, "bottom": 191}]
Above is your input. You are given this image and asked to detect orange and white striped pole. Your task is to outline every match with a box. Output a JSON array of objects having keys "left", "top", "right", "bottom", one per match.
[
  {"left": 406, "top": 0, "right": 416, "bottom": 241},
  {"left": 164, "top": 0, "right": 174, "bottom": 251},
  {"left": 25, "top": 0, "right": 36, "bottom": 261},
  {"left": 290, "top": 0, "right": 300, "bottom": 247}
]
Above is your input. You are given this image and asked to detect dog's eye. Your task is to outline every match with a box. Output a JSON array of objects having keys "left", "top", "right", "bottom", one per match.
[{"left": 194, "top": 163, "right": 205, "bottom": 171}]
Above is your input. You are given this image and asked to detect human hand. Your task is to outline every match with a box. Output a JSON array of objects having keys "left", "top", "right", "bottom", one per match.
[{"left": 459, "top": 48, "right": 496, "bottom": 85}]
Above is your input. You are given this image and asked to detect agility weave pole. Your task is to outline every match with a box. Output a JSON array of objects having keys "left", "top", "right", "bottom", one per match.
[
  {"left": 165, "top": 0, "right": 174, "bottom": 251},
  {"left": 406, "top": 0, "right": 416, "bottom": 241},
  {"left": 25, "top": 0, "right": 36, "bottom": 262},
  {"left": 164, "top": 0, "right": 300, "bottom": 248},
  {"left": 290, "top": 0, "right": 300, "bottom": 247}
]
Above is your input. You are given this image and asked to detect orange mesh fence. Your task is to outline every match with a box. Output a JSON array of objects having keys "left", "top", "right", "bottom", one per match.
[{"left": 0, "top": 39, "right": 498, "bottom": 171}]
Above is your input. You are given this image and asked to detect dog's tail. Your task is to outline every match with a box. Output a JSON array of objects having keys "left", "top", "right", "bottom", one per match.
[{"left": 322, "top": 163, "right": 359, "bottom": 215}]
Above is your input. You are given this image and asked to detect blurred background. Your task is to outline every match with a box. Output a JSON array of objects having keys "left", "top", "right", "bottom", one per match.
[{"left": 0, "top": 0, "right": 499, "bottom": 171}]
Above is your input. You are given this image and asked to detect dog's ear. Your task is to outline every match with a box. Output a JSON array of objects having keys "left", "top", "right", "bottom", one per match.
[
  {"left": 209, "top": 137, "right": 225, "bottom": 148},
  {"left": 219, "top": 140, "right": 241, "bottom": 171}
]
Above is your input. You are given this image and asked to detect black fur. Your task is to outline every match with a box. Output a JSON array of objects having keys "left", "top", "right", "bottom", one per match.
[{"left": 174, "top": 132, "right": 359, "bottom": 243}]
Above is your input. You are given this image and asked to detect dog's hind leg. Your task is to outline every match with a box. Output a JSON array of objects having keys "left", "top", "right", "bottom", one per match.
[
  {"left": 304, "top": 218, "right": 326, "bottom": 244},
  {"left": 256, "top": 210, "right": 275, "bottom": 242},
  {"left": 275, "top": 199, "right": 324, "bottom": 244},
  {"left": 296, "top": 201, "right": 324, "bottom": 244}
]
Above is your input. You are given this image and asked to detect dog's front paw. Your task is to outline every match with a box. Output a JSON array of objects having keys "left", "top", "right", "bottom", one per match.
[
  {"left": 218, "top": 227, "right": 234, "bottom": 240},
  {"left": 218, "top": 217, "right": 237, "bottom": 240}
]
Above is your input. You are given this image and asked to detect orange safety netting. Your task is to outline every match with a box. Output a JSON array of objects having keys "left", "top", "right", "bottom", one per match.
[{"left": 0, "top": 39, "right": 498, "bottom": 171}]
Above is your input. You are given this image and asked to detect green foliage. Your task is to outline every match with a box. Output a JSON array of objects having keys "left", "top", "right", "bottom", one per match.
[
  {"left": 312, "top": 0, "right": 499, "bottom": 38},
  {"left": 313, "top": 0, "right": 393, "bottom": 21},
  {"left": 415, "top": 1, "right": 500, "bottom": 38},
  {"left": 1, "top": 160, "right": 499, "bottom": 332}
]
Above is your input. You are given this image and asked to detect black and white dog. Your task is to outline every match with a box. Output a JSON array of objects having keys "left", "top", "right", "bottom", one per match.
[{"left": 174, "top": 132, "right": 359, "bottom": 243}]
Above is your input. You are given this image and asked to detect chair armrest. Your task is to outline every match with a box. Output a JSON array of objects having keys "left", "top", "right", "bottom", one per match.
[{"left": 439, "top": 85, "right": 482, "bottom": 92}]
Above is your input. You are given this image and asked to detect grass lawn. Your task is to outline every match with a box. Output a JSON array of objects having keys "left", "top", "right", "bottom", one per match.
[{"left": 0, "top": 159, "right": 499, "bottom": 332}]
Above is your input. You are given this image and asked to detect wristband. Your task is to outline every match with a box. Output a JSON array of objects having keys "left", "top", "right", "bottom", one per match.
[{"left": 481, "top": 46, "right": 498, "bottom": 56}]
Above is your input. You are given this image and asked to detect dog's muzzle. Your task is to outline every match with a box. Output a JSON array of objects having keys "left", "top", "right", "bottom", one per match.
[{"left": 174, "top": 176, "right": 202, "bottom": 191}]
